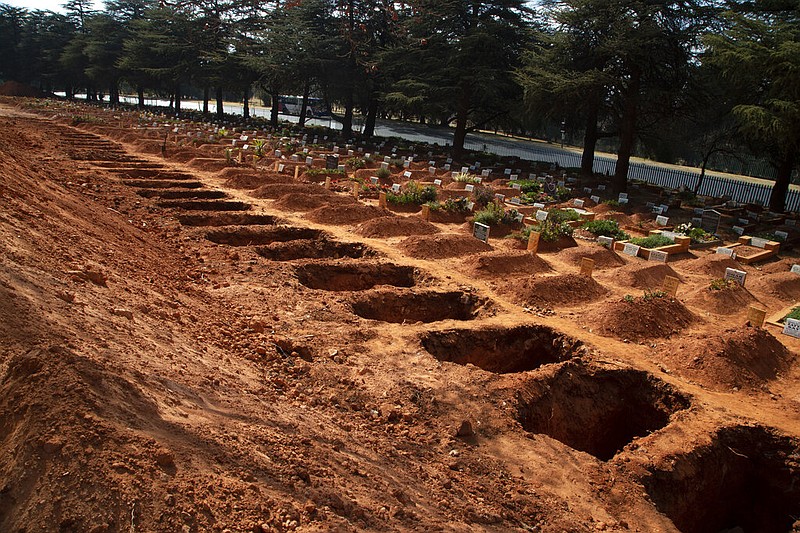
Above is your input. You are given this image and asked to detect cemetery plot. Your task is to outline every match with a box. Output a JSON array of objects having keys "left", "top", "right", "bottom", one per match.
[
  {"left": 350, "top": 289, "right": 489, "bottom": 323},
  {"left": 136, "top": 188, "right": 227, "bottom": 200},
  {"left": 295, "top": 262, "right": 418, "bottom": 291},
  {"left": 255, "top": 238, "right": 376, "bottom": 261},
  {"left": 643, "top": 426, "right": 800, "bottom": 533},
  {"left": 206, "top": 226, "right": 322, "bottom": 246},
  {"left": 122, "top": 179, "right": 204, "bottom": 189},
  {"left": 589, "top": 293, "right": 697, "bottom": 341},
  {"left": 177, "top": 213, "right": 279, "bottom": 227},
  {"left": 515, "top": 363, "right": 690, "bottom": 461},
  {"left": 504, "top": 274, "right": 608, "bottom": 308},
  {"left": 420, "top": 325, "right": 584, "bottom": 374},
  {"left": 157, "top": 199, "right": 251, "bottom": 211},
  {"left": 111, "top": 168, "right": 196, "bottom": 180}
]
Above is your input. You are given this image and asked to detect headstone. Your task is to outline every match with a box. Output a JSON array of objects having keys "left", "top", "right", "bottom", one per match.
[
  {"left": 775, "top": 230, "right": 789, "bottom": 240},
  {"left": 378, "top": 192, "right": 387, "bottom": 208},
  {"left": 791, "top": 264, "right": 800, "bottom": 275},
  {"left": 275, "top": 149, "right": 282, "bottom": 158},
  {"left": 444, "top": 164, "right": 451, "bottom": 171},
  {"left": 404, "top": 160, "right": 410, "bottom": 168},
  {"left": 573, "top": 199, "right": 585, "bottom": 208},
  {"left": 512, "top": 183, "right": 522, "bottom": 190},
  {"left": 618, "top": 193, "right": 628, "bottom": 201},
  {"left": 421, "top": 205, "right": 430, "bottom": 221},
  {"left": 732, "top": 226, "right": 745, "bottom": 236},
  {"left": 786, "top": 219, "right": 796, "bottom": 226},
  {"left": 338, "top": 164, "right": 345, "bottom": 172},
  {"left": 278, "top": 163, "right": 285, "bottom": 172},
  {"left": 370, "top": 176, "right": 379, "bottom": 185},
  {"left": 474, "top": 177, "right": 483, "bottom": 183},
  {"left": 465, "top": 184, "right": 475, "bottom": 193},
  {"left": 590, "top": 195, "right": 601, "bottom": 204},
  {"left": 527, "top": 231, "right": 541, "bottom": 253},
  {"left": 663, "top": 276, "right": 680, "bottom": 297},
  {"left": 724, "top": 267, "right": 747, "bottom": 287},
  {"left": 510, "top": 197, "right": 522, "bottom": 206},
  {"left": 784, "top": 318, "right": 800, "bottom": 339},
  {"left": 649, "top": 250, "right": 668, "bottom": 263},
  {"left": 504, "top": 168, "right": 512, "bottom": 175},
  {"left": 750, "top": 237, "right": 769, "bottom": 249},
  {"left": 692, "top": 217, "right": 703, "bottom": 226},
  {"left": 461, "top": 166, "right": 469, "bottom": 173},
  {"left": 494, "top": 193, "right": 505, "bottom": 202},
  {"left": 747, "top": 306, "right": 767, "bottom": 328},
  {"left": 429, "top": 167, "right": 436, "bottom": 175},
  {"left": 584, "top": 187, "right": 592, "bottom": 194},
  {"left": 738, "top": 218, "right": 750, "bottom": 225},
  {"left": 618, "top": 197, "right": 629, "bottom": 205},
  {"left": 598, "top": 236, "right": 614, "bottom": 248},
  {"left": 622, "top": 243, "right": 641, "bottom": 257},
  {"left": 324, "top": 177, "right": 331, "bottom": 189},
  {"left": 580, "top": 257, "right": 595, "bottom": 277},
  {"left": 532, "top": 202, "right": 545, "bottom": 209},
  {"left": 433, "top": 179, "right": 443, "bottom": 187},
  {"left": 535, "top": 210, "right": 548, "bottom": 222},
  {"left": 481, "top": 169, "right": 491, "bottom": 177},
  {"left": 391, "top": 183, "right": 401, "bottom": 193},
  {"left": 473, "top": 222, "right": 490, "bottom": 243},
  {"left": 659, "top": 204, "right": 669, "bottom": 213},
  {"left": 403, "top": 171, "right": 412, "bottom": 178},
  {"left": 716, "top": 247, "right": 736, "bottom": 258},
  {"left": 381, "top": 161, "right": 389, "bottom": 170},
  {"left": 510, "top": 174, "right": 518, "bottom": 181},
  {"left": 384, "top": 156, "right": 391, "bottom": 163},
  {"left": 656, "top": 215, "right": 669, "bottom": 226},
  {"left": 557, "top": 180, "right": 565, "bottom": 188},
  {"left": 466, "top": 201, "right": 475, "bottom": 211},
  {"left": 597, "top": 185, "right": 606, "bottom": 191},
  {"left": 305, "top": 156, "right": 313, "bottom": 166},
  {"left": 326, "top": 155, "right": 338, "bottom": 170}
]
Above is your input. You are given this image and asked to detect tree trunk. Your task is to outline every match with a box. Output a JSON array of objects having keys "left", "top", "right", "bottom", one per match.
[
  {"left": 243, "top": 86, "right": 250, "bottom": 119},
  {"left": 613, "top": 66, "right": 641, "bottom": 195},
  {"left": 109, "top": 81, "right": 119, "bottom": 105},
  {"left": 137, "top": 86, "right": 144, "bottom": 108},
  {"left": 216, "top": 87, "right": 224, "bottom": 119},
  {"left": 174, "top": 82, "right": 181, "bottom": 116},
  {"left": 66, "top": 85, "right": 74, "bottom": 101},
  {"left": 769, "top": 150, "right": 796, "bottom": 213},
  {"left": 203, "top": 86, "right": 209, "bottom": 115},
  {"left": 298, "top": 81, "right": 310, "bottom": 128},
  {"left": 452, "top": 83, "right": 472, "bottom": 157},
  {"left": 363, "top": 92, "right": 379, "bottom": 138},
  {"left": 341, "top": 89, "right": 354, "bottom": 138},
  {"left": 270, "top": 89, "right": 280, "bottom": 128},
  {"left": 694, "top": 151, "right": 713, "bottom": 194},
  {"left": 580, "top": 93, "right": 600, "bottom": 178}
]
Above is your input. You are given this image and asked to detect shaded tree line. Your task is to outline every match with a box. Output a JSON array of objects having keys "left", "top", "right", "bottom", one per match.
[{"left": 0, "top": 0, "right": 798, "bottom": 211}]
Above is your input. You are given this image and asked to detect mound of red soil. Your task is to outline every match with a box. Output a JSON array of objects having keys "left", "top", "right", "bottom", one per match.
[
  {"left": 250, "top": 183, "right": 328, "bottom": 199},
  {"left": 398, "top": 234, "right": 492, "bottom": 259},
  {"left": 509, "top": 274, "right": 608, "bottom": 307},
  {"left": 0, "top": 81, "right": 47, "bottom": 97},
  {"left": 166, "top": 148, "right": 201, "bottom": 163},
  {"left": 555, "top": 245, "right": 626, "bottom": 270},
  {"left": 615, "top": 263, "right": 682, "bottom": 290},
  {"left": 749, "top": 272, "right": 800, "bottom": 303},
  {"left": 659, "top": 326, "right": 795, "bottom": 390},
  {"left": 462, "top": 251, "right": 553, "bottom": 278},
  {"left": 355, "top": 216, "right": 440, "bottom": 238},
  {"left": 274, "top": 193, "right": 356, "bottom": 212},
  {"left": 218, "top": 168, "right": 288, "bottom": 190},
  {"left": 758, "top": 257, "right": 797, "bottom": 275},
  {"left": 305, "top": 204, "right": 392, "bottom": 225},
  {"left": 592, "top": 297, "right": 697, "bottom": 341},
  {"left": 682, "top": 254, "right": 745, "bottom": 278},
  {"left": 187, "top": 157, "right": 229, "bottom": 171},
  {"left": 685, "top": 284, "right": 758, "bottom": 315}
]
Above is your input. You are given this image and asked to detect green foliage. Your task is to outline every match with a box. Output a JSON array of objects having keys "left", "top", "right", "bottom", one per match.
[
  {"left": 452, "top": 172, "right": 479, "bottom": 183},
  {"left": 472, "top": 186, "right": 496, "bottom": 207},
  {"left": 709, "top": 278, "right": 738, "bottom": 291},
  {"left": 425, "top": 197, "right": 471, "bottom": 213},
  {"left": 346, "top": 157, "right": 367, "bottom": 170},
  {"left": 473, "top": 202, "right": 506, "bottom": 226},
  {"left": 387, "top": 181, "right": 437, "bottom": 206},
  {"left": 513, "top": 179, "right": 542, "bottom": 194},
  {"left": 548, "top": 208, "right": 581, "bottom": 224},
  {"left": 782, "top": 306, "right": 800, "bottom": 323},
  {"left": 675, "top": 223, "right": 716, "bottom": 243},
  {"left": 376, "top": 167, "right": 392, "bottom": 180},
  {"left": 642, "top": 289, "right": 666, "bottom": 301},
  {"left": 582, "top": 219, "right": 630, "bottom": 240},
  {"left": 629, "top": 234, "right": 674, "bottom": 249},
  {"left": 603, "top": 199, "right": 621, "bottom": 207},
  {"left": 306, "top": 168, "right": 345, "bottom": 176},
  {"left": 623, "top": 294, "right": 635, "bottom": 303}
]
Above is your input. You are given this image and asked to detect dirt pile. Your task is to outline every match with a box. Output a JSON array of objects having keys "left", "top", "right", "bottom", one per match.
[
  {"left": 274, "top": 193, "right": 357, "bottom": 212},
  {"left": 681, "top": 254, "right": 744, "bottom": 278},
  {"left": 592, "top": 296, "right": 697, "bottom": 341},
  {"left": 614, "top": 263, "right": 682, "bottom": 290},
  {"left": 355, "top": 216, "right": 440, "bottom": 238},
  {"left": 685, "top": 283, "right": 759, "bottom": 315},
  {"left": 220, "top": 168, "right": 288, "bottom": 189},
  {"left": 508, "top": 274, "right": 608, "bottom": 307},
  {"left": 462, "top": 250, "right": 553, "bottom": 277},
  {"left": 555, "top": 245, "right": 626, "bottom": 269},
  {"left": 397, "top": 234, "right": 492, "bottom": 259},
  {"left": 250, "top": 183, "right": 328, "bottom": 199},
  {"left": 749, "top": 272, "right": 800, "bottom": 303},
  {"left": 305, "top": 204, "right": 392, "bottom": 225}
]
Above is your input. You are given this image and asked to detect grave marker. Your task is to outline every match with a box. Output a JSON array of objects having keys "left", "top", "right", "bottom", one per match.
[
  {"left": 527, "top": 231, "right": 541, "bottom": 253},
  {"left": 597, "top": 185, "right": 606, "bottom": 191},
  {"left": 294, "top": 165, "right": 300, "bottom": 179},
  {"left": 590, "top": 195, "right": 601, "bottom": 204},
  {"left": 381, "top": 161, "right": 389, "bottom": 170},
  {"left": 597, "top": 236, "right": 614, "bottom": 248},
  {"left": 461, "top": 166, "right": 470, "bottom": 173},
  {"left": 433, "top": 179, "right": 443, "bottom": 187},
  {"left": 732, "top": 226, "right": 745, "bottom": 236},
  {"left": 663, "top": 276, "right": 680, "bottom": 297},
  {"left": 580, "top": 257, "right": 595, "bottom": 277},
  {"left": 466, "top": 201, "right": 475, "bottom": 211},
  {"left": 465, "top": 184, "right": 475, "bottom": 193},
  {"left": 656, "top": 215, "right": 669, "bottom": 226},
  {"left": 791, "top": 264, "right": 800, "bottom": 275},
  {"left": 391, "top": 183, "right": 401, "bottom": 193},
  {"left": 444, "top": 164, "right": 451, "bottom": 171},
  {"left": 532, "top": 202, "right": 546, "bottom": 209},
  {"left": 421, "top": 205, "right": 430, "bottom": 221},
  {"left": 429, "top": 167, "right": 436, "bottom": 175},
  {"left": 352, "top": 182, "right": 359, "bottom": 199},
  {"left": 783, "top": 318, "right": 800, "bottom": 339},
  {"left": 584, "top": 187, "right": 592, "bottom": 194},
  {"left": 747, "top": 306, "right": 767, "bottom": 328},
  {"left": 512, "top": 183, "right": 521, "bottom": 190},
  {"left": 473, "top": 222, "right": 490, "bottom": 243},
  {"left": 370, "top": 176, "right": 379, "bottom": 185},
  {"left": 535, "top": 210, "right": 548, "bottom": 222},
  {"left": 494, "top": 193, "right": 505, "bottom": 202},
  {"left": 775, "top": 230, "right": 789, "bottom": 240},
  {"left": 403, "top": 171, "right": 412, "bottom": 178},
  {"left": 750, "top": 237, "right": 769, "bottom": 249},
  {"left": 649, "top": 250, "right": 668, "bottom": 263},
  {"left": 725, "top": 267, "right": 747, "bottom": 287},
  {"left": 324, "top": 177, "right": 331, "bottom": 189},
  {"left": 305, "top": 156, "right": 313, "bottom": 166},
  {"left": 278, "top": 163, "right": 285, "bottom": 173},
  {"left": 510, "top": 197, "right": 522, "bottom": 206},
  {"left": 510, "top": 174, "right": 519, "bottom": 180},
  {"left": 573, "top": 199, "right": 585, "bottom": 208},
  {"left": 379, "top": 192, "right": 387, "bottom": 208},
  {"left": 716, "top": 247, "right": 736, "bottom": 258},
  {"left": 786, "top": 219, "right": 796, "bottom": 226},
  {"left": 622, "top": 243, "right": 641, "bottom": 257}
]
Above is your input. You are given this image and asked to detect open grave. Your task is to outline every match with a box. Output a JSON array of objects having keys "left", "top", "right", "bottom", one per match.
[
  {"left": 256, "top": 239, "right": 376, "bottom": 261},
  {"left": 351, "top": 289, "right": 487, "bottom": 323},
  {"left": 420, "top": 325, "right": 583, "bottom": 374},
  {"left": 295, "top": 263, "right": 417, "bottom": 291},
  {"left": 122, "top": 179, "right": 203, "bottom": 189},
  {"left": 205, "top": 227, "right": 322, "bottom": 246},
  {"left": 514, "top": 363, "right": 690, "bottom": 461},
  {"left": 136, "top": 189, "right": 227, "bottom": 199},
  {"left": 643, "top": 425, "right": 800, "bottom": 533},
  {"left": 157, "top": 200, "right": 250, "bottom": 211},
  {"left": 177, "top": 213, "right": 279, "bottom": 227}
]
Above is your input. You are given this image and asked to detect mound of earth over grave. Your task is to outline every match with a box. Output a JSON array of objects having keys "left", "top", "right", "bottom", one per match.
[
  {"left": 591, "top": 296, "right": 697, "bottom": 341},
  {"left": 220, "top": 168, "right": 288, "bottom": 189},
  {"left": 684, "top": 282, "right": 759, "bottom": 316},
  {"left": 461, "top": 250, "right": 554, "bottom": 278},
  {"left": 658, "top": 326, "right": 795, "bottom": 390},
  {"left": 305, "top": 204, "right": 392, "bottom": 225},
  {"left": 249, "top": 183, "right": 327, "bottom": 199},
  {"left": 397, "top": 234, "right": 492, "bottom": 259},
  {"left": 680, "top": 253, "right": 744, "bottom": 278},
  {"left": 507, "top": 274, "right": 608, "bottom": 308},
  {"left": 274, "top": 193, "right": 357, "bottom": 212},
  {"left": 554, "top": 245, "right": 626, "bottom": 270},
  {"left": 749, "top": 272, "right": 800, "bottom": 303},
  {"left": 614, "top": 263, "right": 682, "bottom": 290},
  {"left": 355, "top": 216, "right": 441, "bottom": 238}
]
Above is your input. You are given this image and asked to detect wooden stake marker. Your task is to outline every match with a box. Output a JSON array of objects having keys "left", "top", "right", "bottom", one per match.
[
  {"left": 379, "top": 192, "right": 387, "bottom": 208},
  {"left": 294, "top": 165, "right": 300, "bottom": 180},
  {"left": 352, "top": 182, "right": 359, "bottom": 199},
  {"left": 747, "top": 306, "right": 767, "bottom": 328},
  {"left": 527, "top": 231, "right": 541, "bottom": 253},
  {"left": 421, "top": 205, "right": 430, "bottom": 221},
  {"left": 663, "top": 275, "right": 680, "bottom": 297},
  {"left": 579, "top": 257, "right": 595, "bottom": 277},
  {"left": 324, "top": 177, "right": 331, "bottom": 190}
]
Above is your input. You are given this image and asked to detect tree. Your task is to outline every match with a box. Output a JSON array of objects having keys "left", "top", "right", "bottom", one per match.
[{"left": 704, "top": 3, "right": 800, "bottom": 212}]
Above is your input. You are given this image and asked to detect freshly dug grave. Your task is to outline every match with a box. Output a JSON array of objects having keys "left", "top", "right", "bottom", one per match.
[
  {"left": 350, "top": 289, "right": 489, "bottom": 323},
  {"left": 273, "top": 193, "right": 357, "bottom": 212},
  {"left": 591, "top": 296, "right": 697, "bottom": 341},
  {"left": 614, "top": 263, "right": 683, "bottom": 290},
  {"left": 684, "top": 283, "right": 759, "bottom": 316},
  {"left": 681, "top": 254, "right": 746, "bottom": 278},
  {"left": 657, "top": 326, "right": 795, "bottom": 391},
  {"left": 256, "top": 238, "right": 376, "bottom": 261},
  {"left": 420, "top": 325, "right": 585, "bottom": 374},
  {"left": 206, "top": 226, "right": 322, "bottom": 246},
  {"left": 221, "top": 169, "right": 288, "bottom": 190},
  {"left": 554, "top": 245, "right": 626, "bottom": 270},
  {"left": 157, "top": 199, "right": 250, "bottom": 211},
  {"left": 354, "top": 216, "right": 440, "bottom": 238},
  {"left": 295, "top": 262, "right": 417, "bottom": 291},
  {"left": 515, "top": 362, "right": 691, "bottom": 461},
  {"left": 507, "top": 274, "right": 608, "bottom": 308},
  {"left": 749, "top": 272, "right": 800, "bottom": 303},
  {"left": 249, "top": 183, "right": 327, "bottom": 199},
  {"left": 177, "top": 213, "right": 279, "bottom": 227},
  {"left": 397, "top": 234, "right": 492, "bottom": 259},
  {"left": 461, "top": 250, "right": 553, "bottom": 278},
  {"left": 305, "top": 204, "right": 393, "bottom": 225},
  {"left": 137, "top": 189, "right": 227, "bottom": 200},
  {"left": 642, "top": 425, "right": 800, "bottom": 533}
]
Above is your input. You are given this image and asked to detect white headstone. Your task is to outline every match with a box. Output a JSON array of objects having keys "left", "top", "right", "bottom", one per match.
[
  {"left": 535, "top": 210, "right": 548, "bottom": 222},
  {"left": 433, "top": 179, "right": 443, "bottom": 186},
  {"left": 775, "top": 230, "right": 789, "bottom": 240},
  {"left": 391, "top": 183, "right": 401, "bottom": 193},
  {"left": 444, "top": 164, "right": 451, "bottom": 171},
  {"left": 791, "top": 264, "right": 800, "bottom": 275},
  {"left": 466, "top": 201, "right": 475, "bottom": 211},
  {"left": 494, "top": 193, "right": 505, "bottom": 202},
  {"left": 403, "top": 171, "right": 412, "bottom": 178},
  {"left": 481, "top": 169, "right": 491, "bottom": 177},
  {"left": 532, "top": 202, "right": 545, "bottom": 209},
  {"left": 510, "top": 174, "right": 518, "bottom": 181},
  {"left": 461, "top": 166, "right": 469, "bottom": 174},
  {"left": 597, "top": 185, "right": 606, "bottom": 191},
  {"left": 783, "top": 318, "right": 800, "bottom": 339},
  {"left": 590, "top": 195, "right": 601, "bottom": 203},
  {"left": 732, "top": 226, "right": 745, "bottom": 236},
  {"left": 750, "top": 237, "right": 769, "bottom": 249},
  {"left": 649, "top": 250, "right": 668, "bottom": 263},
  {"left": 504, "top": 168, "right": 512, "bottom": 175},
  {"left": 724, "top": 267, "right": 747, "bottom": 287},
  {"left": 618, "top": 197, "right": 629, "bottom": 205},
  {"left": 510, "top": 197, "right": 522, "bottom": 205},
  {"left": 618, "top": 192, "right": 628, "bottom": 201},
  {"left": 623, "top": 243, "right": 641, "bottom": 257},
  {"left": 598, "top": 236, "right": 614, "bottom": 248},
  {"left": 473, "top": 222, "right": 490, "bottom": 243},
  {"left": 573, "top": 199, "right": 585, "bottom": 208},
  {"left": 512, "top": 183, "right": 521, "bottom": 190},
  {"left": 381, "top": 161, "right": 389, "bottom": 170},
  {"left": 465, "top": 184, "right": 475, "bottom": 192},
  {"left": 583, "top": 187, "right": 592, "bottom": 194},
  {"left": 716, "top": 247, "right": 736, "bottom": 258},
  {"left": 305, "top": 156, "right": 313, "bottom": 166},
  {"left": 656, "top": 215, "right": 669, "bottom": 226},
  {"left": 429, "top": 167, "right": 436, "bottom": 175},
  {"left": 370, "top": 177, "right": 379, "bottom": 185}
]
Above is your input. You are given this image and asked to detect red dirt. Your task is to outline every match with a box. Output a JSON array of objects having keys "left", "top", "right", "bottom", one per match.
[
  {"left": 218, "top": 168, "right": 288, "bottom": 190},
  {"left": 305, "top": 204, "right": 393, "bottom": 225},
  {"left": 681, "top": 253, "right": 745, "bottom": 278},
  {"left": 749, "top": 272, "right": 800, "bottom": 304},
  {"left": 397, "top": 234, "right": 492, "bottom": 259},
  {"left": 555, "top": 245, "right": 626, "bottom": 270},
  {"left": 685, "top": 284, "right": 759, "bottom": 316},
  {"left": 613, "top": 263, "right": 683, "bottom": 290},
  {"left": 274, "top": 193, "right": 357, "bottom": 212},
  {"left": 591, "top": 297, "right": 697, "bottom": 341},
  {"left": 461, "top": 250, "right": 554, "bottom": 278},
  {"left": 0, "top": 81, "right": 48, "bottom": 97},
  {"left": 354, "top": 216, "right": 441, "bottom": 238},
  {"left": 507, "top": 274, "right": 608, "bottom": 308},
  {"left": 250, "top": 183, "right": 329, "bottom": 199}
]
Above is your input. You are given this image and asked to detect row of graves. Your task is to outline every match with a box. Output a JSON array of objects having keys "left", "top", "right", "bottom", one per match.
[{"left": 127, "top": 108, "right": 800, "bottom": 341}]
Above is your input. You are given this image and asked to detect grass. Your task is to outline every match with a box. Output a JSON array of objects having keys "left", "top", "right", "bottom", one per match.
[
  {"left": 582, "top": 219, "right": 630, "bottom": 240},
  {"left": 709, "top": 278, "right": 738, "bottom": 291},
  {"left": 629, "top": 234, "right": 674, "bottom": 249},
  {"left": 781, "top": 306, "right": 800, "bottom": 323}
]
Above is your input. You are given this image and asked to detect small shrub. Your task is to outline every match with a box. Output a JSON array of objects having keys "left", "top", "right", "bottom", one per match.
[
  {"left": 376, "top": 167, "right": 391, "bottom": 180},
  {"left": 390, "top": 157, "right": 405, "bottom": 169},
  {"left": 452, "top": 172, "right": 480, "bottom": 184},
  {"left": 473, "top": 202, "right": 505, "bottom": 226},
  {"left": 306, "top": 168, "right": 345, "bottom": 176},
  {"left": 582, "top": 219, "right": 630, "bottom": 240},
  {"left": 642, "top": 289, "right": 666, "bottom": 300},
  {"left": 387, "top": 181, "right": 437, "bottom": 205},
  {"left": 781, "top": 306, "right": 800, "bottom": 322},
  {"left": 623, "top": 294, "right": 635, "bottom": 303},
  {"left": 709, "top": 278, "right": 738, "bottom": 291},
  {"left": 472, "top": 185, "right": 496, "bottom": 208},
  {"left": 629, "top": 234, "right": 674, "bottom": 249},
  {"left": 675, "top": 222, "right": 716, "bottom": 243},
  {"left": 346, "top": 157, "right": 367, "bottom": 170}
]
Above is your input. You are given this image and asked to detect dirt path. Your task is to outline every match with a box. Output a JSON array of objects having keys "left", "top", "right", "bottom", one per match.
[{"left": 1, "top": 99, "right": 798, "bottom": 533}]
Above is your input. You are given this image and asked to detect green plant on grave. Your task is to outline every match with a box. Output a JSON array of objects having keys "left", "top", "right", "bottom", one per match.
[
  {"left": 251, "top": 139, "right": 267, "bottom": 158},
  {"left": 709, "top": 278, "right": 738, "bottom": 291},
  {"left": 548, "top": 208, "right": 582, "bottom": 224},
  {"left": 363, "top": 154, "right": 374, "bottom": 163},
  {"left": 376, "top": 166, "right": 392, "bottom": 180},
  {"left": 629, "top": 234, "right": 674, "bottom": 249},
  {"left": 386, "top": 181, "right": 437, "bottom": 205},
  {"left": 346, "top": 157, "right": 367, "bottom": 170},
  {"left": 623, "top": 294, "right": 635, "bottom": 303},
  {"left": 781, "top": 306, "right": 800, "bottom": 322},
  {"left": 528, "top": 215, "right": 575, "bottom": 242},
  {"left": 452, "top": 172, "right": 480, "bottom": 184},
  {"left": 513, "top": 179, "right": 543, "bottom": 194},
  {"left": 642, "top": 289, "right": 667, "bottom": 300},
  {"left": 473, "top": 202, "right": 506, "bottom": 226},
  {"left": 603, "top": 199, "right": 621, "bottom": 207},
  {"left": 472, "top": 185, "right": 496, "bottom": 208},
  {"left": 390, "top": 157, "right": 405, "bottom": 169},
  {"left": 306, "top": 168, "right": 345, "bottom": 176},
  {"left": 218, "top": 127, "right": 228, "bottom": 137},
  {"left": 582, "top": 219, "right": 630, "bottom": 241}
]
